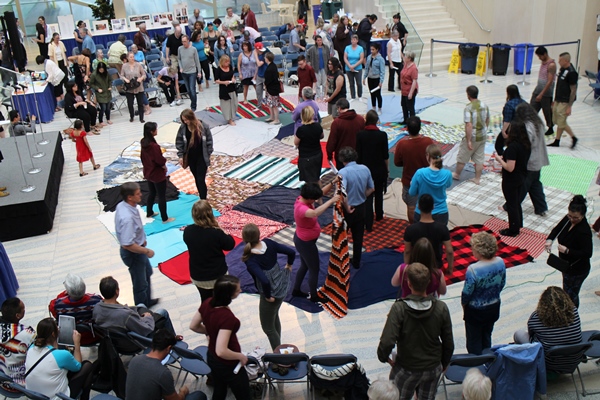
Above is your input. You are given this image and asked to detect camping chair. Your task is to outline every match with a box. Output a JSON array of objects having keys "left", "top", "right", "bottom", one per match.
[
  {"left": 309, "top": 354, "right": 360, "bottom": 400},
  {"left": 583, "top": 70, "right": 600, "bottom": 105},
  {"left": 262, "top": 352, "right": 309, "bottom": 399},
  {"left": 546, "top": 342, "right": 592, "bottom": 400},
  {"left": 440, "top": 353, "right": 496, "bottom": 400}
]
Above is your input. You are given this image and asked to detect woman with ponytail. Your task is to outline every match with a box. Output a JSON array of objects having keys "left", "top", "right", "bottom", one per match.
[
  {"left": 175, "top": 109, "right": 214, "bottom": 199},
  {"left": 545, "top": 195, "right": 593, "bottom": 307},
  {"left": 408, "top": 144, "right": 453, "bottom": 225},
  {"left": 140, "top": 122, "right": 174, "bottom": 223},
  {"left": 241, "top": 223, "right": 294, "bottom": 349},
  {"left": 183, "top": 200, "right": 236, "bottom": 303}
]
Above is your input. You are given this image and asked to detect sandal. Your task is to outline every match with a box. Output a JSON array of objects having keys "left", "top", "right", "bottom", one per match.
[
  {"left": 93, "top": 164, "right": 101, "bottom": 170},
  {"left": 79, "top": 172, "right": 88, "bottom": 177}
]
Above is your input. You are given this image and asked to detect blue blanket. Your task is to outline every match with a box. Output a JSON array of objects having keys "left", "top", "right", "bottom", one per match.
[
  {"left": 379, "top": 95, "right": 446, "bottom": 124},
  {"left": 146, "top": 228, "right": 188, "bottom": 268}
]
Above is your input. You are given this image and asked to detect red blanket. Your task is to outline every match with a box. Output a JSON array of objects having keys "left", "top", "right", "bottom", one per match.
[
  {"left": 290, "top": 142, "right": 329, "bottom": 168},
  {"left": 322, "top": 217, "right": 409, "bottom": 252}
]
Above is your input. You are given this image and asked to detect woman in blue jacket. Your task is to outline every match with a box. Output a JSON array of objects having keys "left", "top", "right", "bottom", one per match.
[
  {"left": 409, "top": 144, "right": 453, "bottom": 225},
  {"left": 242, "top": 223, "right": 294, "bottom": 350},
  {"left": 362, "top": 42, "right": 385, "bottom": 112}
]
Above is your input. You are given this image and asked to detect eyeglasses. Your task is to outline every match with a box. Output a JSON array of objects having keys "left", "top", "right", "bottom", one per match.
[{"left": 566, "top": 214, "right": 582, "bottom": 221}]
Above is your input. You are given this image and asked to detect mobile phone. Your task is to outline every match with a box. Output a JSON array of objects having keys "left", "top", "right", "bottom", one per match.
[{"left": 58, "top": 315, "right": 76, "bottom": 346}]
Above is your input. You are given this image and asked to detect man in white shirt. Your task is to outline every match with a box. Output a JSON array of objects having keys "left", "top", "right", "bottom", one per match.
[{"left": 223, "top": 7, "right": 243, "bottom": 30}]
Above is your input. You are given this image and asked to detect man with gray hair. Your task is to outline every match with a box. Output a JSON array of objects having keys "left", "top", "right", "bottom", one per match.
[
  {"left": 178, "top": 34, "right": 202, "bottom": 111},
  {"left": 48, "top": 273, "right": 103, "bottom": 345},
  {"left": 134, "top": 23, "right": 152, "bottom": 53},
  {"left": 288, "top": 24, "right": 305, "bottom": 53},
  {"left": 462, "top": 368, "right": 492, "bottom": 400},
  {"left": 165, "top": 25, "right": 183, "bottom": 69},
  {"left": 115, "top": 182, "right": 158, "bottom": 308},
  {"left": 223, "top": 7, "right": 243, "bottom": 30},
  {"left": 188, "top": 8, "right": 204, "bottom": 31},
  {"left": 81, "top": 28, "right": 96, "bottom": 61},
  {"left": 367, "top": 380, "right": 399, "bottom": 400}
]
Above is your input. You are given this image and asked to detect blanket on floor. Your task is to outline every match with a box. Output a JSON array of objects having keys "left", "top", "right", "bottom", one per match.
[
  {"left": 321, "top": 217, "right": 409, "bottom": 252},
  {"left": 246, "top": 138, "right": 298, "bottom": 159},
  {"left": 210, "top": 118, "right": 281, "bottom": 156},
  {"left": 291, "top": 142, "right": 328, "bottom": 168},
  {"left": 233, "top": 185, "right": 334, "bottom": 227},
  {"left": 103, "top": 157, "right": 145, "bottom": 185},
  {"left": 378, "top": 96, "right": 446, "bottom": 124},
  {"left": 97, "top": 180, "right": 179, "bottom": 212},
  {"left": 540, "top": 154, "right": 599, "bottom": 195},
  {"left": 483, "top": 217, "right": 547, "bottom": 258},
  {"left": 96, "top": 205, "right": 153, "bottom": 237},
  {"left": 146, "top": 228, "right": 188, "bottom": 268},
  {"left": 207, "top": 177, "right": 271, "bottom": 212},
  {"left": 173, "top": 110, "right": 229, "bottom": 127},
  {"left": 207, "top": 97, "right": 295, "bottom": 118},
  {"left": 168, "top": 168, "right": 213, "bottom": 196},
  {"left": 275, "top": 123, "right": 295, "bottom": 141},
  {"left": 217, "top": 208, "right": 288, "bottom": 239}
]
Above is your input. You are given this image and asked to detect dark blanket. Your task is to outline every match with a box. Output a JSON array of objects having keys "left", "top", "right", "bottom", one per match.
[
  {"left": 173, "top": 110, "right": 229, "bottom": 128},
  {"left": 225, "top": 244, "right": 400, "bottom": 313},
  {"left": 275, "top": 123, "right": 294, "bottom": 140},
  {"left": 232, "top": 185, "right": 334, "bottom": 227},
  {"left": 97, "top": 180, "right": 180, "bottom": 212}
]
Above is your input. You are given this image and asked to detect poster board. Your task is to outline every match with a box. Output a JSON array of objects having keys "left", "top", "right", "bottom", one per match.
[
  {"left": 173, "top": 3, "right": 188, "bottom": 24},
  {"left": 47, "top": 24, "right": 60, "bottom": 37},
  {"left": 129, "top": 14, "right": 151, "bottom": 30},
  {"left": 57, "top": 15, "right": 75, "bottom": 38},
  {"left": 93, "top": 20, "right": 109, "bottom": 32},
  {"left": 112, "top": 18, "right": 127, "bottom": 32},
  {"left": 153, "top": 13, "right": 172, "bottom": 27}
]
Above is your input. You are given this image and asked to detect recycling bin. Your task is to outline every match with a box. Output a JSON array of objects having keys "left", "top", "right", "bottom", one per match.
[
  {"left": 492, "top": 43, "right": 510, "bottom": 76},
  {"left": 513, "top": 43, "right": 534, "bottom": 75}
]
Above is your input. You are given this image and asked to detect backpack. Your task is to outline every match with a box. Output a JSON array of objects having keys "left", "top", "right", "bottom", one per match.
[{"left": 90, "top": 336, "right": 127, "bottom": 399}]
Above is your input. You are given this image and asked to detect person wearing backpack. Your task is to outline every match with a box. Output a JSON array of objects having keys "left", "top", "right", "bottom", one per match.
[{"left": 452, "top": 85, "right": 490, "bottom": 185}]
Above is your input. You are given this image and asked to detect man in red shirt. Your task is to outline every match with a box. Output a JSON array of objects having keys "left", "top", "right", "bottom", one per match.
[
  {"left": 326, "top": 98, "right": 365, "bottom": 169},
  {"left": 394, "top": 116, "right": 433, "bottom": 223},
  {"left": 296, "top": 55, "right": 316, "bottom": 102}
]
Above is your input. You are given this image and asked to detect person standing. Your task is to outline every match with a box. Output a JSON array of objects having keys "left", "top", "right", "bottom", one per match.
[
  {"left": 530, "top": 46, "right": 556, "bottom": 136},
  {"left": 176, "top": 109, "right": 214, "bottom": 199},
  {"left": 133, "top": 23, "right": 152, "bottom": 54},
  {"left": 81, "top": 29, "right": 96, "bottom": 61},
  {"left": 338, "top": 147, "right": 375, "bottom": 268},
  {"left": 193, "top": 35, "right": 211, "bottom": 90},
  {"left": 188, "top": 8, "right": 204, "bottom": 33},
  {"left": 34, "top": 16, "right": 50, "bottom": 59},
  {"left": 222, "top": 7, "right": 243, "bottom": 30},
  {"left": 73, "top": 20, "right": 87, "bottom": 53},
  {"left": 494, "top": 121, "right": 531, "bottom": 237},
  {"left": 107, "top": 34, "right": 128, "bottom": 74},
  {"left": 356, "top": 110, "right": 388, "bottom": 231},
  {"left": 241, "top": 223, "right": 294, "bottom": 350},
  {"left": 178, "top": 35, "right": 203, "bottom": 112},
  {"left": 363, "top": 43, "right": 385, "bottom": 112},
  {"left": 141, "top": 122, "right": 175, "bottom": 224},
  {"left": 461, "top": 232, "right": 506, "bottom": 355},
  {"left": 387, "top": 31, "right": 403, "bottom": 92},
  {"left": 263, "top": 52, "right": 281, "bottom": 125},
  {"left": 394, "top": 117, "right": 433, "bottom": 223},
  {"left": 184, "top": 200, "right": 236, "bottom": 303},
  {"left": 296, "top": 55, "right": 316, "bottom": 102},
  {"left": 326, "top": 98, "right": 365, "bottom": 169},
  {"left": 344, "top": 35, "right": 364, "bottom": 101},
  {"left": 306, "top": 36, "right": 330, "bottom": 99},
  {"left": 294, "top": 105, "right": 323, "bottom": 184},
  {"left": 391, "top": 13, "right": 408, "bottom": 52},
  {"left": 297, "top": 0, "right": 309, "bottom": 22},
  {"left": 288, "top": 24, "right": 305, "bottom": 54},
  {"left": 120, "top": 52, "right": 146, "bottom": 123},
  {"left": 356, "top": 15, "right": 377, "bottom": 62},
  {"left": 452, "top": 85, "right": 490, "bottom": 185},
  {"left": 240, "top": 4, "right": 258, "bottom": 30},
  {"left": 166, "top": 26, "right": 184, "bottom": 69},
  {"left": 292, "top": 86, "right": 319, "bottom": 134},
  {"left": 324, "top": 57, "right": 346, "bottom": 117},
  {"left": 548, "top": 52, "right": 579, "bottom": 148},
  {"left": 215, "top": 55, "right": 239, "bottom": 126},
  {"left": 115, "top": 182, "right": 157, "bottom": 308},
  {"left": 36, "top": 55, "right": 65, "bottom": 109},
  {"left": 237, "top": 41, "right": 258, "bottom": 106},
  {"left": 48, "top": 33, "right": 68, "bottom": 95},
  {"left": 89, "top": 62, "right": 113, "bottom": 126},
  {"left": 377, "top": 262, "right": 454, "bottom": 395},
  {"left": 253, "top": 43, "right": 269, "bottom": 106},
  {"left": 68, "top": 120, "right": 100, "bottom": 177},
  {"left": 495, "top": 85, "right": 526, "bottom": 156},
  {"left": 545, "top": 195, "right": 593, "bottom": 308},
  {"left": 400, "top": 51, "right": 418, "bottom": 123},
  {"left": 333, "top": 16, "right": 351, "bottom": 60}
]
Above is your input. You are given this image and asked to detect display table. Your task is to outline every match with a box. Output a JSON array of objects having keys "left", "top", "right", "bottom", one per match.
[
  {"left": 12, "top": 81, "right": 56, "bottom": 123},
  {"left": 371, "top": 37, "right": 390, "bottom": 65}
]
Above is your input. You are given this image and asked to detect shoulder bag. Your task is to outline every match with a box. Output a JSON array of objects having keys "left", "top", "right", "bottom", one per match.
[
  {"left": 546, "top": 220, "right": 580, "bottom": 273},
  {"left": 24, "top": 348, "right": 56, "bottom": 378}
]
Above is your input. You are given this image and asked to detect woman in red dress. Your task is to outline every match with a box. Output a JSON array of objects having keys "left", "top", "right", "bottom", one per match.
[{"left": 69, "top": 119, "right": 99, "bottom": 177}]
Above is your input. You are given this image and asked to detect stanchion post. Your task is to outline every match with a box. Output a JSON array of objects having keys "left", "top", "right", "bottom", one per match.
[
  {"left": 518, "top": 44, "right": 530, "bottom": 86},
  {"left": 481, "top": 43, "right": 492, "bottom": 84},
  {"left": 28, "top": 73, "right": 49, "bottom": 146},
  {"left": 575, "top": 39, "right": 581, "bottom": 72},
  {"left": 426, "top": 38, "right": 437, "bottom": 77}
]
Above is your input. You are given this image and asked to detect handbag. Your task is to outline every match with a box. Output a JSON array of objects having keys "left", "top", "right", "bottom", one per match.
[
  {"left": 234, "top": 82, "right": 244, "bottom": 94},
  {"left": 124, "top": 79, "right": 140, "bottom": 91},
  {"left": 546, "top": 219, "right": 580, "bottom": 273}
]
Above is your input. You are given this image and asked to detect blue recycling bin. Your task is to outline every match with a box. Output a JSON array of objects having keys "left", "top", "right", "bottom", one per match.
[
  {"left": 513, "top": 43, "right": 534, "bottom": 75},
  {"left": 312, "top": 5, "right": 321, "bottom": 24}
]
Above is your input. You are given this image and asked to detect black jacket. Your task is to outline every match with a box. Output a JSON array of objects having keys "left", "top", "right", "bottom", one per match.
[
  {"left": 357, "top": 18, "right": 373, "bottom": 43},
  {"left": 64, "top": 92, "right": 83, "bottom": 118},
  {"left": 356, "top": 126, "right": 389, "bottom": 181},
  {"left": 264, "top": 62, "right": 280, "bottom": 96},
  {"left": 547, "top": 216, "right": 593, "bottom": 275}
]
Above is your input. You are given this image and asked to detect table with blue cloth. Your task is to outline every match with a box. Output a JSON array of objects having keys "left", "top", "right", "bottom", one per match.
[
  {"left": 12, "top": 81, "right": 56, "bottom": 123},
  {"left": 63, "top": 26, "right": 187, "bottom": 56},
  {"left": 371, "top": 38, "right": 390, "bottom": 65},
  {"left": 0, "top": 241, "right": 19, "bottom": 306}
]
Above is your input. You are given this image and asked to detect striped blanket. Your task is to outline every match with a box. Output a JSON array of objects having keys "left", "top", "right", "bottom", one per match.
[
  {"left": 318, "top": 180, "right": 351, "bottom": 319},
  {"left": 224, "top": 154, "right": 330, "bottom": 189},
  {"left": 207, "top": 98, "right": 296, "bottom": 118}
]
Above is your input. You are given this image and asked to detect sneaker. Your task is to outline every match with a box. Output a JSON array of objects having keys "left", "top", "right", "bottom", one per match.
[
  {"left": 0, "top": 186, "right": 6, "bottom": 191},
  {"left": 571, "top": 137, "right": 578, "bottom": 149},
  {"left": 547, "top": 140, "right": 560, "bottom": 147},
  {"left": 0, "top": 191, "right": 8, "bottom": 197},
  {"left": 292, "top": 289, "right": 309, "bottom": 298},
  {"left": 170, "top": 101, "right": 176, "bottom": 107},
  {"left": 377, "top": 107, "right": 382, "bottom": 115},
  {"left": 176, "top": 99, "right": 183, "bottom": 105}
]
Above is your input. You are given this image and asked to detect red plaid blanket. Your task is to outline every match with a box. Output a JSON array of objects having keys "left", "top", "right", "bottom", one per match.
[
  {"left": 207, "top": 98, "right": 295, "bottom": 118},
  {"left": 322, "top": 217, "right": 409, "bottom": 252}
]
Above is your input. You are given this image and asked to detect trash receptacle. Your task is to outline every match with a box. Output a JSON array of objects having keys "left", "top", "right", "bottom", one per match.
[
  {"left": 322, "top": 2, "right": 332, "bottom": 20},
  {"left": 459, "top": 43, "right": 479, "bottom": 74},
  {"left": 492, "top": 43, "right": 510, "bottom": 75},
  {"left": 331, "top": 1, "right": 343, "bottom": 15},
  {"left": 513, "top": 43, "right": 534, "bottom": 75},
  {"left": 312, "top": 5, "right": 321, "bottom": 25}
]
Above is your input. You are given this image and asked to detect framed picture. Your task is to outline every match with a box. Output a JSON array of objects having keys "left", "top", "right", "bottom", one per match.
[
  {"left": 112, "top": 18, "right": 127, "bottom": 32},
  {"left": 47, "top": 24, "right": 60, "bottom": 37},
  {"left": 93, "top": 20, "right": 109, "bottom": 32},
  {"left": 129, "top": 14, "right": 151, "bottom": 30}
]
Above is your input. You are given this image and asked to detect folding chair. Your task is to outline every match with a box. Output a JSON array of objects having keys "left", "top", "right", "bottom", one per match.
[
  {"left": 111, "top": 79, "right": 127, "bottom": 115},
  {"left": 150, "top": 48, "right": 162, "bottom": 56},
  {"left": 285, "top": 52, "right": 299, "bottom": 78},
  {"left": 582, "top": 330, "right": 600, "bottom": 395},
  {"left": 145, "top": 54, "right": 161, "bottom": 64},
  {"left": 148, "top": 61, "right": 164, "bottom": 75},
  {"left": 6, "top": 383, "right": 49, "bottom": 400},
  {"left": 56, "top": 394, "right": 120, "bottom": 400},
  {"left": 128, "top": 331, "right": 188, "bottom": 367},
  {"left": 546, "top": 342, "right": 593, "bottom": 400},
  {"left": 171, "top": 345, "right": 211, "bottom": 387},
  {"left": 107, "top": 68, "right": 120, "bottom": 80},
  {"left": 309, "top": 354, "right": 358, "bottom": 400},
  {"left": 583, "top": 70, "right": 600, "bottom": 105},
  {"left": 258, "top": 27, "right": 270, "bottom": 33},
  {"left": 106, "top": 41, "right": 116, "bottom": 49},
  {"left": 71, "top": 47, "right": 80, "bottom": 56},
  {"left": 441, "top": 353, "right": 496, "bottom": 400},
  {"left": 105, "top": 328, "right": 145, "bottom": 356},
  {"left": 95, "top": 43, "right": 105, "bottom": 50},
  {"left": 264, "top": 35, "right": 278, "bottom": 42},
  {"left": 124, "top": 40, "right": 134, "bottom": 47},
  {"left": 262, "top": 352, "right": 309, "bottom": 399},
  {"left": 280, "top": 33, "right": 291, "bottom": 44},
  {"left": 0, "top": 372, "right": 21, "bottom": 399},
  {"left": 143, "top": 72, "right": 161, "bottom": 104},
  {"left": 262, "top": 41, "right": 273, "bottom": 48}
]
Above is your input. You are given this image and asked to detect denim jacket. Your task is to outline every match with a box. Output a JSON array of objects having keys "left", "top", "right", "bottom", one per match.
[{"left": 363, "top": 53, "right": 385, "bottom": 83}]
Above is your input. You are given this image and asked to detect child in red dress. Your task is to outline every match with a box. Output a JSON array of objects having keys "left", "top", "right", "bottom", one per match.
[{"left": 70, "top": 119, "right": 100, "bottom": 177}]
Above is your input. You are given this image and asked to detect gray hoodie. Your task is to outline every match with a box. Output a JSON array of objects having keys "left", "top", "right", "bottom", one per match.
[{"left": 93, "top": 302, "right": 154, "bottom": 337}]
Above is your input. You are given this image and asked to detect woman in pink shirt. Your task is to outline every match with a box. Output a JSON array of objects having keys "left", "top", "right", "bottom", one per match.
[{"left": 292, "top": 182, "right": 339, "bottom": 302}]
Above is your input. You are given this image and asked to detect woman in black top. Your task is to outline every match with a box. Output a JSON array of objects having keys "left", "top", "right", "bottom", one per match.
[
  {"left": 545, "top": 196, "right": 593, "bottom": 307},
  {"left": 175, "top": 108, "right": 214, "bottom": 199},
  {"left": 324, "top": 57, "right": 346, "bottom": 117},
  {"left": 494, "top": 121, "right": 531, "bottom": 237},
  {"left": 294, "top": 106, "right": 323, "bottom": 184},
  {"left": 35, "top": 16, "right": 49, "bottom": 59},
  {"left": 64, "top": 81, "right": 99, "bottom": 134},
  {"left": 183, "top": 199, "right": 236, "bottom": 302},
  {"left": 263, "top": 52, "right": 281, "bottom": 125},
  {"left": 214, "top": 55, "right": 238, "bottom": 126},
  {"left": 356, "top": 110, "right": 389, "bottom": 231}
]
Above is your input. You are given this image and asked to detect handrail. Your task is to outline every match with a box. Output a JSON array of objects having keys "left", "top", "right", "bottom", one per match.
[
  {"left": 396, "top": 0, "right": 423, "bottom": 45},
  {"left": 460, "top": 0, "right": 491, "bottom": 33}
]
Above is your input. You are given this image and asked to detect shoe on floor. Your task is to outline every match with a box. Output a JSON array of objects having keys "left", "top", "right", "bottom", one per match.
[
  {"left": 547, "top": 140, "right": 560, "bottom": 147},
  {"left": 0, "top": 186, "right": 6, "bottom": 191},
  {"left": 499, "top": 228, "right": 519, "bottom": 237},
  {"left": 147, "top": 298, "right": 160, "bottom": 308},
  {"left": 544, "top": 128, "right": 554, "bottom": 136},
  {"left": 0, "top": 191, "right": 9, "bottom": 197},
  {"left": 571, "top": 137, "right": 578, "bottom": 149},
  {"left": 170, "top": 101, "right": 176, "bottom": 107},
  {"left": 176, "top": 99, "right": 183, "bottom": 105}
]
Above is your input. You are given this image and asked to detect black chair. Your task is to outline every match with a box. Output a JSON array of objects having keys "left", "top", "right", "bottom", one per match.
[
  {"left": 128, "top": 331, "right": 189, "bottom": 367},
  {"left": 7, "top": 382, "right": 50, "bottom": 400},
  {"left": 105, "top": 328, "right": 145, "bottom": 356},
  {"left": 583, "top": 70, "right": 600, "bottom": 105},
  {"left": 441, "top": 353, "right": 496, "bottom": 400},
  {"left": 309, "top": 354, "right": 358, "bottom": 400},
  {"left": 171, "top": 345, "right": 211, "bottom": 386},
  {"left": 262, "top": 352, "right": 310, "bottom": 399},
  {"left": 546, "top": 342, "right": 592, "bottom": 400}
]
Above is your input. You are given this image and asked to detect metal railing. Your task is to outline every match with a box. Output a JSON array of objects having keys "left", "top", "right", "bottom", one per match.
[
  {"left": 381, "top": 0, "right": 424, "bottom": 66},
  {"left": 460, "top": 0, "right": 491, "bottom": 32}
]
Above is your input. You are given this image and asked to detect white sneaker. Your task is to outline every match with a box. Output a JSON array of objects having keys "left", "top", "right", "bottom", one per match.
[
  {"left": 176, "top": 99, "right": 183, "bottom": 105},
  {"left": 170, "top": 101, "right": 176, "bottom": 107},
  {"left": 377, "top": 108, "right": 382, "bottom": 115}
]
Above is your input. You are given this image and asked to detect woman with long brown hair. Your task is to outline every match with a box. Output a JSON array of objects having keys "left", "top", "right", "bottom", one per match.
[
  {"left": 183, "top": 200, "right": 236, "bottom": 303},
  {"left": 241, "top": 223, "right": 294, "bottom": 350},
  {"left": 175, "top": 109, "right": 214, "bottom": 199}
]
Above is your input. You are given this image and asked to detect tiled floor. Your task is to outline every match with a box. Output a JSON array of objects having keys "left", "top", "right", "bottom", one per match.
[{"left": 3, "top": 43, "right": 600, "bottom": 399}]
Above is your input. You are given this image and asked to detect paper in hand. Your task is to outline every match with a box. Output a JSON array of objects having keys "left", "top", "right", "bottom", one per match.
[
  {"left": 370, "top": 86, "right": 380, "bottom": 93},
  {"left": 328, "top": 159, "right": 338, "bottom": 174}
]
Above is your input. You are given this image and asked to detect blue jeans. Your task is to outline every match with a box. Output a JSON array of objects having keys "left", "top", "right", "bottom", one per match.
[
  {"left": 120, "top": 248, "right": 153, "bottom": 306},
  {"left": 182, "top": 72, "right": 197, "bottom": 111},
  {"left": 98, "top": 102, "right": 111, "bottom": 123},
  {"left": 563, "top": 270, "right": 590, "bottom": 308}
]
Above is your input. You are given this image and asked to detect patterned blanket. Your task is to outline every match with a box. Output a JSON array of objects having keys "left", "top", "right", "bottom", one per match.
[
  {"left": 321, "top": 217, "right": 409, "bottom": 252},
  {"left": 483, "top": 217, "right": 547, "bottom": 258},
  {"left": 217, "top": 207, "right": 289, "bottom": 239},
  {"left": 207, "top": 97, "right": 295, "bottom": 118}
]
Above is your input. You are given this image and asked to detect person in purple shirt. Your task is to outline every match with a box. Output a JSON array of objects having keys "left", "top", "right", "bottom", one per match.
[{"left": 292, "top": 87, "right": 320, "bottom": 134}]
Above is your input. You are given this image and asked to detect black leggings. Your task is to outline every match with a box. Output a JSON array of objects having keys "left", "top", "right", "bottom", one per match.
[
  {"left": 67, "top": 360, "right": 94, "bottom": 400},
  {"left": 207, "top": 352, "right": 251, "bottom": 400},
  {"left": 401, "top": 93, "right": 416, "bottom": 123},
  {"left": 126, "top": 91, "right": 145, "bottom": 121},
  {"left": 159, "top": 82, "right": 177, "bottom": 103},
  {"left": 196, "top": 286, "right": 213, "bottom": 304},
  {"left": 146, "top": 180, "right": 169, "bottom": 221},
  {"left": 67, "top": 106, "right": 97, "bottom": 132},
  {"left": 367, "top": 77, "right": 382, "bottom": 108},
  {"left": 189, "top": 160, "right": 208, "bottom": 199},
  {"left": 502, "top": 178, "right": 523, "bottom": 234},
  {"left": 293, "top": 233, "right": 320, "bottom": 296},
  {"left": 200, "top": 59, "right": 211, "bottom": 81}
]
